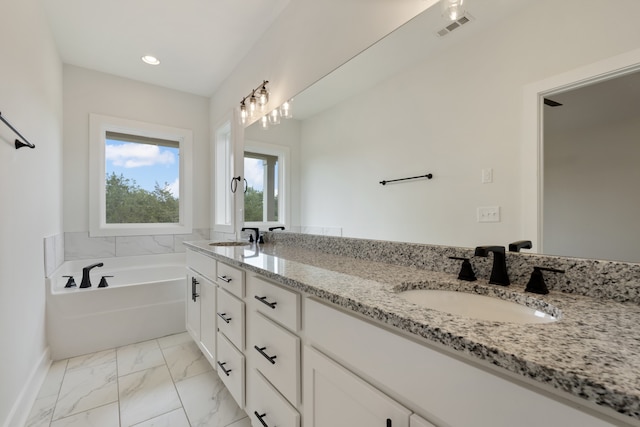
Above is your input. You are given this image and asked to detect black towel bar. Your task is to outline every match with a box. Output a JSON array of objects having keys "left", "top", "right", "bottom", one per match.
[
  {"left": 0, "top": 111, "right": 35, "bottom": 149},
  {"left": 380, "top": 173, "right": 432, "bottom": 186}
]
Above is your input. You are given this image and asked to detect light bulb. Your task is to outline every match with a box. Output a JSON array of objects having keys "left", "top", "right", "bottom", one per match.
[
  {"left": 260, "top": 115, "right": 270, "bottom": 129},
  {"left": 249, "top": 94, "right": 258, "bottom": 117},
  {"left": 279, "top": 100, "right": 293, "bottom": 119},
  {"left": 258, "top": 85, "right": 269, "bottom": 106},
  {"left": 441, "top": 0, "right": 464, "bottom": 21},
  {"left": 240, "top": 102, "right": 248, "bottom": 124},
  {"left": 268, "top": 109, "right": 280, "bottom": 125}
]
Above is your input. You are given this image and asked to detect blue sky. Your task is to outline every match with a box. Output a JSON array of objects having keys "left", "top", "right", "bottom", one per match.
[{"left": 105, "top": 140, "right": 179, "bottom": 196}]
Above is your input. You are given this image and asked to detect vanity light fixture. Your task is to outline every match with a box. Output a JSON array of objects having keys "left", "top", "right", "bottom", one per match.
[
  {"left": 141, "top": 55, "right": 160, "bottom": 65},
  {"left": 268, "top": 108, "right": 281, "bottom": 125},
  {"left": 441, "top": 0, "right": 465, "bottom": 21},
  {"left": 279, "top": 99, "right": 293, "bottom": 119},
  {"left": 240, "top": 80, "right": 269, "bottom": 124},
  {"left": 238, "top": 81, "right": 294, "bottom": 127}
]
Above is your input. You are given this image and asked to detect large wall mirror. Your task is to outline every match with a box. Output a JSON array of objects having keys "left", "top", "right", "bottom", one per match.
[{"left": 245, "top": 0, "right": 640, "bottom": 263}]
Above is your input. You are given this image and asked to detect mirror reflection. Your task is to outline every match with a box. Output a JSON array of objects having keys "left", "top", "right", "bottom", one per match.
[{"left": 245, "top": 0, "right": 640, "bottom": 262}]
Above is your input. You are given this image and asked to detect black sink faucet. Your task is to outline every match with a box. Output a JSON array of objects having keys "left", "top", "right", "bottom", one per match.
[
  {"left": 241, "top": 227, "right": 259, "bottom": 243},
  {"left": 508, "top": 240, "right": 532, "bottom": 252},
  {"left": 80, "top": 262, "right": 104, "bottom": 288},
  {"left": 474, "top": 246, "right": 510, "bottom": 286}
]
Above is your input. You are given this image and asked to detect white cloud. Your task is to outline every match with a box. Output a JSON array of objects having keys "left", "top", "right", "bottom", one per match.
[
  {"left": 244, "top": 158, "right": 264, "bottom": 191},
  {"left": 106, "top": 143, "right": 175, "bottom": 168},
  {"left": 165, "top": 178, "right": 179, "bottom": 198}
]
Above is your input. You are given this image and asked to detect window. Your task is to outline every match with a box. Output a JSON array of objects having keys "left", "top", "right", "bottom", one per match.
[
  {"left": 213, "top": 120, "right": 234, "bottom": 232},
  {"left": 89, "top": 114, "right": 193, "bottom": 236},
  {"left": 243, "top": 141, "right": 289, "bottom": 228}
]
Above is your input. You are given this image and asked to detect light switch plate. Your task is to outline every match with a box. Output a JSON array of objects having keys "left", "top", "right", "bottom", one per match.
[
  {"left": 477, "top": 206, "right": 500, "bottom": 223},
  {"left": 481, "top": 168, "right": 493, "bottom": 184}
]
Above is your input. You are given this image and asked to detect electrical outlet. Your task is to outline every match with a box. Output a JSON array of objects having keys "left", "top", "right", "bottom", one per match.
[
  {"left": 481, "top": 168, "right": 493, "bottom": 184},
  {"left": 477, "top": 206, "right": 500, "bottom": 223}
]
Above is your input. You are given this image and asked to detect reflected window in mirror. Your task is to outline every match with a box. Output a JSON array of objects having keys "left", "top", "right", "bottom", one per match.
[{"left": 243, "top": 141, "right": 289, "bottom": 228}]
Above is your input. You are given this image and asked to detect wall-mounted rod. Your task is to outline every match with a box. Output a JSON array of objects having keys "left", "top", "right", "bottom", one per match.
[
  {"left": 0, "top": 111, "right": 35, "bottom": 149},
  {"left": 379, "top": 173, "right": 433, "bottom": 186}
]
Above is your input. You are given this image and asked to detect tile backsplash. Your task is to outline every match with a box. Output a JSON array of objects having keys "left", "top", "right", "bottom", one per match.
[
  {"left": 44, "top": 233, "right": 65, "bottom": 277},
  {"left": 62, "top": 229, "right": 210, "bottom": 261}
]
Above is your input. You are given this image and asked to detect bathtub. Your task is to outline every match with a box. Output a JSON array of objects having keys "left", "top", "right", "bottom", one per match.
[{"left": 46, "top": 253, "right": 186, "bottom": 360}]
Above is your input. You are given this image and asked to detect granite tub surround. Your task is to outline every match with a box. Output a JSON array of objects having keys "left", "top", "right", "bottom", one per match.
[{"left": 185, "top": 235, "right": 640, "bottom": 424}]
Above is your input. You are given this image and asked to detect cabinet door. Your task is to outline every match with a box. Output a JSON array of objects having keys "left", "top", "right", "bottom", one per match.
[
  {"left": 304, "top": 346, "right": 411, "bottom": 427},
  {"left": 185, "top": 270, "right": 201, "bottom": 342},
  {"left": 199, "top": 274, "right": 216, "bottom": 364}
]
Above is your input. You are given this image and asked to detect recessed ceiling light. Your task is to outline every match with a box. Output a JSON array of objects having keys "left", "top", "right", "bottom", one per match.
[{"left": 141, "top": 55, "right": 160, "bottom": 65}]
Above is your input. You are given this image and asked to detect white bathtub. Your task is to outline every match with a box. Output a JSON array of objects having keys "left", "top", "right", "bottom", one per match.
[{"left": 46, "top": 253, "right": 186, "bottom": 360}]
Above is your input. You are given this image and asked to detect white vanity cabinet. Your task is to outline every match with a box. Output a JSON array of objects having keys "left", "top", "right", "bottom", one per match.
[
  {"left": 185, "top": 250, "right": 217, "bottom": 366},
  {"left": 304, "top": 346, "right": 412, "bottom": 427},
  {"left": 304, "top": 298, "right": 618, "bottom": 427},
  {"left": 217, "top": 331, "right": 246, "bottom": 408},
  {"left": 185, "top": 247, "right": 624, "bottom": 427},
  {"left": 246, "top": 274, "right": 302, "bottom": 425},
  {"left": 215, "top": 260, "right": 247, "bottom": 409}
]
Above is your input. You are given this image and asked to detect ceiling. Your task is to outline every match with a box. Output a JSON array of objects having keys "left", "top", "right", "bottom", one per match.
[{"left": 41, "top": 0, "right": 291, "bottom": 97}]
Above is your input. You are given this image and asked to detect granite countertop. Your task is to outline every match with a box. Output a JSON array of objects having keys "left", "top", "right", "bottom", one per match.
[{"left": 184, "top": 240, "right": 640, "bottom": 423}]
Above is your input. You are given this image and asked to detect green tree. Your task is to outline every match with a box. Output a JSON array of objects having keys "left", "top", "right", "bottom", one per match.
[
  {"left": 244, "top": 186, "right": 263, "bottom": 221},
  {"left": 105, "top": 172, "right": 178, "bottom": 223}
]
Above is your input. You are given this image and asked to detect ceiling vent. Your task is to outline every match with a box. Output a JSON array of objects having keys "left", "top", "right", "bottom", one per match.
[{"left": 436, "top": 14, "right": 473, "bottom": 37}]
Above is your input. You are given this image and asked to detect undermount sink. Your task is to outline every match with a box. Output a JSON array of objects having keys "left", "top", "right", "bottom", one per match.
[
  {"left": 209, "top": 241, "right": 251, "bottom": 247},
  {"left": 398, "top": 289, "right": 557, "bottom": 324}
]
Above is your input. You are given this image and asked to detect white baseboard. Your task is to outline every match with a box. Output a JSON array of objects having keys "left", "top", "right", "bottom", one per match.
[{"left": 2, "top": 347, "right": 51, "bottom": 427}]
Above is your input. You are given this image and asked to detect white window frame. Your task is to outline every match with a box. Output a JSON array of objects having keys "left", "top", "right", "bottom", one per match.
[
  {"left": 89, "top": 113, "right": 193, "bottom": 237},
  {"left": 243, "top": 140, "right": 290, "bottom": 230}
]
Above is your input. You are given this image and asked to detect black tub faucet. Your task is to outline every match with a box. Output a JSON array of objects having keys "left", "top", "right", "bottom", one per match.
[
  {"left": 80, "top": 262, "right": 104, "bottom": 288},
  {"left": 474, "top": 246, "right": 510, "bottom": 286}
]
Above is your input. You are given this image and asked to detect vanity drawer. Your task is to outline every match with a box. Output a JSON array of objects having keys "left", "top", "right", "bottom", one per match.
[
  {"left": 247, "top": 275, "right": 300, "bottom": 332},
  {"left": 216, "top": 261, "right": 244, "bottom": 298},
  {"left": 186, "top": 249, "right": 215, "bottom": 281},
  {"left": 216, "top": 332, "right": 245, "bottom": 409},
  {"left": 217, "top": 287, "right": 245, "bottom": 351},
  {"left": 249, "top": 311, "right": 300, "bottom": 406},
  {"left": 247, "top": 368, "right": 299, "bottom": 427}
]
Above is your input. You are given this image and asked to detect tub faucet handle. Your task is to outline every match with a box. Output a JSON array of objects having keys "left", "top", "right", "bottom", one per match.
[
  {"left": 98, "top": 276, "right": 113, "bottom": 288},
  {"left": 63, "top": 276, "right": 77, "bottom": 288}
]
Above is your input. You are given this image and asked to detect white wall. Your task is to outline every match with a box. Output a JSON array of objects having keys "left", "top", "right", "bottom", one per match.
[
  {"left": 295, "top": 0, "right": 640, "bottom": 247},
  {"left": 63, "top": 65, "right": 210, "bottom": 234},
  {"left": 544, "top": 117, "right": 640, "bottom": 262},
  {"left": 0, "top": 0, "right": 63, "bottom": 424}
]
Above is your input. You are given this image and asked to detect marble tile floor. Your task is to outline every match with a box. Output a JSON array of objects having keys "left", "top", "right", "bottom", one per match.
[{"left": 25, "top": 332, "right": 250, "bottom": 427}]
